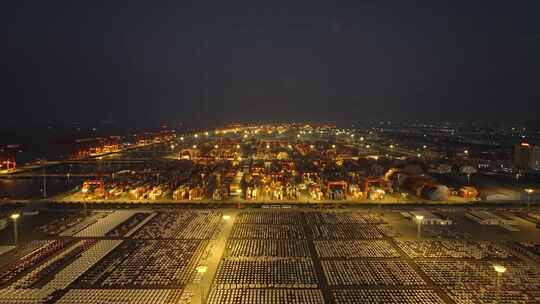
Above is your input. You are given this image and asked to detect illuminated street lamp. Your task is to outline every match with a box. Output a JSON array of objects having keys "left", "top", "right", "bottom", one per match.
[
  {"left": 360, "top": 137, "right": 364, "bottom": 142},
  {"left": 236, "top": 145, "right": 240, "bottom": 149},
  {"left": 415, "top": 215, "right": 424, "bottom": 239},
  {"left": 266, "top": 144, "right": 270, "bottom": 149},
  {"left": 222, "top": 215, "right": 231, "bottom": 221},
  {"left": 493, "top": 265, "right": 507, "bottom": 304},
  {"left": 214, "top": 145, "right": 219, "bottom": 149},
  {"left": 422, "top": 145, "right": 427, "bottom": 149},
  {"left": 197, "top": 265, "right": 208, "bottom": 273},
  {"left": 525, "top": 188, "right": 534, "bottom": 212},
  {"left": 196, "top": 265, "right": 208, "bottom": 304},
  {"left": 194, "top": 134, "right": 198, "bottom": 138},
  {"left": 192, "top": 145, "right": 197, "bottom": 149},
  {"left": 331, "top": 144, "right": 336, "bottom": 149},
  {"left": 81, "top": 188, "right": 89, "bottom": 216},
  {"left": 376, "top": 189, "right": 385, "bottom": 215},
  {"left": 10, "top": 213, "right": 20, "bottom": 245},
  {"left": 180, "top": 137, "right": 184, "bottom": 141}
]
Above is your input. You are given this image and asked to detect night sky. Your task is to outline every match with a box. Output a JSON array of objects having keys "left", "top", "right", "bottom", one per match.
[{"left": 1, "top": 1, "right": 539, "bottom": 126}]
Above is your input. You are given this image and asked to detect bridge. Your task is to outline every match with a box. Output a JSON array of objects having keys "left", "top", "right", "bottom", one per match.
[{"left": 0, "top": 173, "right": 109, "bottom": 179}]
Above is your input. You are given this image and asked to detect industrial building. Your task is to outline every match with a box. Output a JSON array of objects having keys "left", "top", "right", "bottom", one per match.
[{"left": 465, "top": 210, "right": 519, "bottom": 231}]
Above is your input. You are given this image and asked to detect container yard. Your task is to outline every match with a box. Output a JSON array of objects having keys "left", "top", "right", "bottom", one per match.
[{"left": 1, "top": 123, "right": 539, "bottom": 207}]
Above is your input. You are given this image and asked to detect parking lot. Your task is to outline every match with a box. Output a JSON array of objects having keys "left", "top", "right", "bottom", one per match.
[{"left": 0, "top": 207, "right": 538, "bottom": 303}]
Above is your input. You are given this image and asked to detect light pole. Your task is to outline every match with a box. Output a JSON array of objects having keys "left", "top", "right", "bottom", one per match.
[
  {"left": 10, "top": 213, "right": 20, "bottom": 245},
  {"left": 525, "top": 188, "right": 534, "bottom": 213},
  {"left": 415, "top": 215, "right": 424, "bottom": 239},
  {"left": 376, "top": 189, "right": 385, "bottom": 216},
  {"left": 42, "top": 168, "right": 47, "bottom": 198},
  {"left": 196, "top": 265, "right": 208, "bottom": 304},
  {"left": 81, "top": 188, "right": 88, "bottom": 216},
  {"left": 493, "top": 265, "right": 506, "bottom": 304}
]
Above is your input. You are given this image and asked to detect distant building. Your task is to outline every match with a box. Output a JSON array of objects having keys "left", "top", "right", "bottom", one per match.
[
  {"left": 465, "top": 210, "right": 517, "bottom": 226},
  {"left": 514, "top": 142, "right": 540, "bottom": 171},
  {"left": 408, "top": 210, "right": 453, "bottom": 225}
]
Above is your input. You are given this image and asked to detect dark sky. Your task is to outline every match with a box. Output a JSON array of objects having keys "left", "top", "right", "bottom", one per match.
[{"left": 1, "top": 0, "right": 539, "bottom": 126}]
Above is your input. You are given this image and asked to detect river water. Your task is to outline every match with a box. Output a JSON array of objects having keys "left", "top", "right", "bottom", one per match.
[{"left": 0, "top": 143, "right": 175, "bottom": 200}]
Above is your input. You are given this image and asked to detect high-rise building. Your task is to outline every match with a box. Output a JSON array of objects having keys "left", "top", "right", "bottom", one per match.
[{"left": 514, "top": 142, "right": 540, "bottom": 171}]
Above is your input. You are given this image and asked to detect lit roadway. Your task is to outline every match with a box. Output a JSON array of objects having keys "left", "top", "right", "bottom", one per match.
[{"left": 175, "top": 210, "right": 236, "bottom": 304}]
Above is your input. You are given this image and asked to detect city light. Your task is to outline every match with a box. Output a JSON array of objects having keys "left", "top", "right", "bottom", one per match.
[
  {"left": 196, "top": 265, "right": 208, "bottom": 273},
  {"left": 493, "top": 265, "right": 506, "bottom": 273},
  {"left": 525, "top": 188, "right": 534, "bottom": 212},
  {"left": 415, "top": 215, "right": 424, "bottom": 239},
  {"left": 4, "top": 0, "right": 540, "bottom": 300},
  {"left": 10, "top": 213, "right": 20, "bottom": 246},
  {"left": 493, "top": 264, "right": 506, "bottom": 303}
]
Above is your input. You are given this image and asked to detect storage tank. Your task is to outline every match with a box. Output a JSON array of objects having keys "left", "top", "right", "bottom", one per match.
[
  {"left": 421, "top": 184, "right": 450, "bottom": 201},
  {"left": 404, "top": 175, "right": 449, "bottom": 201}
]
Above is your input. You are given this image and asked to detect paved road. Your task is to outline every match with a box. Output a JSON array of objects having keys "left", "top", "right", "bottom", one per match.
[{"left": 185, "top": 209, "right": 237, "bottom": 304}]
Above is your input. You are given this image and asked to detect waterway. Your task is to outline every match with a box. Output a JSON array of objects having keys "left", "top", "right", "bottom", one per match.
[{"left": 0, "top": 143, "right": 175, "bottom": 200}]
